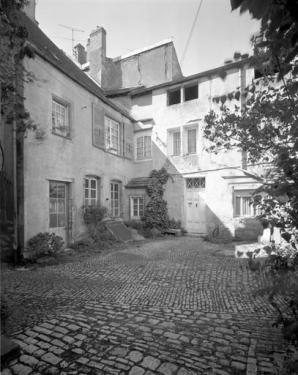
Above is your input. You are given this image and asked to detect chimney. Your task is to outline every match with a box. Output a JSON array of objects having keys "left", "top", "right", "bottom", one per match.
[
  {"left": 23, "top": 0, "right": 37, "bottom": 23},
  {"left": 74, "top": 43, "right": 87, "bottom": 65},
  {"left": 86, "top": 26, "right": 107, "bottom": 86}
]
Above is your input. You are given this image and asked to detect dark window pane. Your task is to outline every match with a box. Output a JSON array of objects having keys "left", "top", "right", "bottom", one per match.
[
  {"left": 49, "top": 182, "right": 58, "bottom": 198},
  {"left": 91, "top": 190, "right": 96, "bottom": 198},
  {"left": 91, "top": 180, "right": 96, "bottom": 189},
  {"left": 168, "top": 89, "right": 181, "bottom": 105},
  {"left": 49, "top": 199, "right": 56, "bottom": 213},
  {"left": 185, "top": 84, "right": 198, "bottom": 101},
  {"left": 50, "top": 213, "right": 58, "bottom": 228},
  {"left": 85, "top": 179, "right": 89, "bottom": 188},
  {"left": 57, "top": 199, "right": 65, "bottom": 213},
  {"left": 58, "top": 213, "right": 65, "bottom": 227}
]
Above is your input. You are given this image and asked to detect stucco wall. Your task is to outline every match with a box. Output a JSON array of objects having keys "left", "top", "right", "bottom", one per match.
[
  {"left": 22, "top": 56, "right": 135, "bottom": 247},
  {"left": 129, "top": 65, "right": 262, "bottom": 238}
]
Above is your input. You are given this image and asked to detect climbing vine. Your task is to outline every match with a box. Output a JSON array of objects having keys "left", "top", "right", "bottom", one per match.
[{"left": 143, "top": 168, "right": 171, "bottom": 230}]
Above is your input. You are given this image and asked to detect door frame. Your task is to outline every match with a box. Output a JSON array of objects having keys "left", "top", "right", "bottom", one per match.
[
  {"left": 185, "top": 177, "right": 206, "bottom": 234},
  {"left": 48, "top": 179, "right": 70, "bottom": 247}
]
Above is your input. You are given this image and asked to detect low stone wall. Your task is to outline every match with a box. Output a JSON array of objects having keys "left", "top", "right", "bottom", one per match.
[{"left": 234, "top": 217, "right": 263, "bottom": 241}]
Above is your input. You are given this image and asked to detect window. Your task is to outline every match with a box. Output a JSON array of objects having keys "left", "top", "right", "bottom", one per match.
[
  {"left": 168, "top": 88, "right": 181, "bottom": 105},
  {"left": 49, "top": 181, "right": 66, "bottom": 228},
  {"left": 131, "top": 197, "right": 144, "bottom": 219},
  {"left": 84, "top": 177, "right": 98, "bottom": 206},
  {"left": 173, "top": 131, "right": 181, "bottom": 156},
  {"left": 111, "top": 182, "right": 120, "bottom": 217},
  {"left": 136, "top": 136, "right": 151, "bottom": 160},
  {"left": 52, "top": 98, "right": 70, "bottom": 138},
  {"left": 186, "top": 178, "right": 205, "bottom": 189},
  {"left": 105, "top": 117, "right": 120, "bottom": 154},
  {"left": 184, "top": 84, "right": 198, "bottom": 101},
  {"left": 234, "top": 190, "right": 264, "bottom": 217},
  {"left": 187, "top": 129, "right": 197, "bottom": 154}
]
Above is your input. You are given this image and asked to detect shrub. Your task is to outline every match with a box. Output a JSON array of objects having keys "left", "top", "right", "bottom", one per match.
[
  {"left": 1, "top": 294, "right": 11, "bottom": 333},
  {"left": 246, "top": 244, "right": 298, "bottom": 350},
  {"left": 83, "top": 204, "right": 108, "bottom": 226},
  {"left": 27, "top": 232, "right": 64, "bottom": 259}
]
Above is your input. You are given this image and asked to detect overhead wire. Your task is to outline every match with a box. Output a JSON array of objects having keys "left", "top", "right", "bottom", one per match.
[{"left": 157, "top": 0, "right": 204, "bottom": 151}]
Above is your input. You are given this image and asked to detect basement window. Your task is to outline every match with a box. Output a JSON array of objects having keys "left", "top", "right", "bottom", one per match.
[
  {"left": 168, "top": 88, "right": 181, "bottom": 105},
  {"left": 184, "top": 84, "right": 198, "bottom": 101}
]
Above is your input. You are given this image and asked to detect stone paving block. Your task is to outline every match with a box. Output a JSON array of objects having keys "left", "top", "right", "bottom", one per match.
[
  {"left": 41, "top": 352, "right": 61, "bottom": 365},
  {"left": 231, "top": 361, "right": 246, "bottom": 371},
  {"left": 141, "top": 356, "right": 161, "bottom": 370},
  {"left": 158, "top": 362, "right": 179, "bottom": 375},
  {"left": 128, "top": 350, "right": 144, "bottom": 363},
  {"left": 11, "top": 363, "right": 32, "bottom": 375},
  {"left": 23, "top": 344, "right": 39, "bottom": 354},
  {"left": 129, "top": 366, "right": 145, "bottom": 375},
  {"left": 19, "top": 354, "right": 39, "bottom": 367}
]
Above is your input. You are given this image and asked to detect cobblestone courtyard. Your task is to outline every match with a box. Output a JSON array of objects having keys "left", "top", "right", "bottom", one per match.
[{"left": 1, "top": 237, "right": 286, "bottom": 374}]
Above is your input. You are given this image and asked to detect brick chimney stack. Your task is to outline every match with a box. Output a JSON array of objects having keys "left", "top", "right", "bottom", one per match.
[
  {"left": 86, "top": 26, "right": 107, "bottom": 87},
  {"left": 74, "top": 43, "right": 87, "bottom": 65}
]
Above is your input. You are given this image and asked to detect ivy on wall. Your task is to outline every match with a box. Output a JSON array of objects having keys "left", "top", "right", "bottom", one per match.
[{"left": 143, "top": 168, "right": 171, "bottom": 229}]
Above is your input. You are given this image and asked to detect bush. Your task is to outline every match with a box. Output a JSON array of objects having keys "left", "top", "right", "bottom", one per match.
[
  {"left": 247, "top": 245, "right": 298, "bottom": 348},
  {"left": 27, "top": 232, "right": 64, "bottom": 260},
  {"left": 1, "top": 294, "right": 11, "bottom": 333},
  {"left": 83, "top": 204, "right": 108, "bottom": 226}
]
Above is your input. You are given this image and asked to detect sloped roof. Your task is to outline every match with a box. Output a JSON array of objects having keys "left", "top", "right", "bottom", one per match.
[
  {"left": 21, "top": 13, "right": 134, "bottom": 121},
  {"left": 125, "top": 177, "right": 153, "bottom": 188}
]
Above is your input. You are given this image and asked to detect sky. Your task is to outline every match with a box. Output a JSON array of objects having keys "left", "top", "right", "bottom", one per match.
[{"left": 35, "top": 0, "right": 260, "bottom": 77}]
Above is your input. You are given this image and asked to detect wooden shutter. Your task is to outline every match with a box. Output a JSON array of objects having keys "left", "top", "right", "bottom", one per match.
[
  {"left": 92, "top": 103, "right": 105, "bottom": 149},
  {"left": 124, "top": 123, "right": 134, "bottom": 159}
]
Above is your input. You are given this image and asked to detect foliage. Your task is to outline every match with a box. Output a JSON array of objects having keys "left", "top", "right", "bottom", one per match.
[
  {"left": 83, "top": 204, "right": 108, "bottom": 226},
  {"left": 143, "top": 168, "right": 171, "bottom": 230},
  {"left": 0, "top": 294, "right": 11, "bottom": 333},
  {"left": 203, "top": 0, "right": 298, "bottom": 249},
  {"left": 123, "top": 219, "right": 144, "bottom": 231},
  {"left": 168, "top": 218, "right": 182, "bottom": 229},
  {"left": 82, "top": 204, "right": 115, "bottom": 245},
  {"left": 27, "top": 232, "right": 64, "bottom": 260},
  {"left": 1, "top": 0, "right": 37, "bottom": 167},
  {"left": 245, "top": 244, "right": 298, "bottom": 370}
]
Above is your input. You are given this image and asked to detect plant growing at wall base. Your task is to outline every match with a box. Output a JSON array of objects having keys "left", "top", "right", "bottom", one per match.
[
  {"left": 27, "top": 232, "right": 64, "bottom": 259},
  {"left": 143, "top": 168, "right": 171, "bottom": 230},
  {"left": 82, "top": 204, "right": 114, "bottom": 243}
]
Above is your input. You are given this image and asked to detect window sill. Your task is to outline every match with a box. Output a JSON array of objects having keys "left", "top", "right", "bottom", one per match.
[
  {"left": 135, "top": 158, "right": 152, "bottom": 162},
  {"left": 52, "top": 131, "right": 71, "bottom": 140}
]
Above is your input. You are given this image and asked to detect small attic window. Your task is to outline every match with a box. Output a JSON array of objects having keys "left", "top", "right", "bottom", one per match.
[
  {"left": 168, "top": 88, "right": 181, "bottom": 105},
  {"left": 184, "top": 84, "right": 198, "bottom": 102}
]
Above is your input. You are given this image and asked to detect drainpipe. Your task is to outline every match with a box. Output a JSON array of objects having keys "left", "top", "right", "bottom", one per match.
[
  {"left": 240, "top": 64, "right": 247, "bottom": 170},
  {"left": 12, "top": 55, "right": 18, "bottom": 264}
]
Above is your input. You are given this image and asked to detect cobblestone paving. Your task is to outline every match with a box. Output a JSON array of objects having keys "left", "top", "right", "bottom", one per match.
[{"left": 2, "top": 237, "right": 286, "bottom": 374}]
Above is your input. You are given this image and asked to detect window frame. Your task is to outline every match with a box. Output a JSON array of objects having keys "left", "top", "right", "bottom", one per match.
[
  {"left": 187, "top": 128, "right": 197, "bottom": 154},
  {"left": 84, "top": 176, "right": 100, "bottom": 206},
  {"left": 234, "top": 190, "right": 264, "bottom": 217},
  {"left": 168, "top": 88, "right": 181, "bottom": 106},
  {"left": 105, "top": 116, "right": 120, "bottom": 154},
  {"left": 130, "top": 196, "right": 145, "bottom": 219},
  {"left": 52, "top": 96, "right": 71, "bottom": 138},
  {"left": 110, "top": 181, "right": 121, "bottom": 217},
  {"left": 136, "top": 135, "right": 152, "bottom": 160},
  {"left": 173, "top": 131, "right": 181, "bottom": 156},
  {"left": 184, "top": 83, "right": 198, "bottom": 102}
]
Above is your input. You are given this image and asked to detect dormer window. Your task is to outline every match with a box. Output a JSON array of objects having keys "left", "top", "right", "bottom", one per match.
[
  {"left": 168, "top": 88, "right": 181, "bottom": 105},
  {"left": 185, "top": 84, "right": 198, "bottom": 101}
]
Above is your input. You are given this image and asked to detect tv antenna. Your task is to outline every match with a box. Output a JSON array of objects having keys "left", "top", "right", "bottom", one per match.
[{"left": 59, "top": 24, "right": 85, "bottom": 56}]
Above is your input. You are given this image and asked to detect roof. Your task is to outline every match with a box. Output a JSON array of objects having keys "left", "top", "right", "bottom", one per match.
[
  {"left": 21, "top": 13, "right": 134, "bottom": 121},
  {"left": 112, "top": 38, "right": 174, "bottom": 62},
  {"left": 125, "top": 177, "right": 153, "bottom": 189},
  {"left": 105, "top": 57, "right": 254, "bottom": 98}
]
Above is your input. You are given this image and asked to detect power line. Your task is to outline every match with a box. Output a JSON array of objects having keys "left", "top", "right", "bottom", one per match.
[{"left": 180, "top": 0, "right": 204, "bottom": 67}]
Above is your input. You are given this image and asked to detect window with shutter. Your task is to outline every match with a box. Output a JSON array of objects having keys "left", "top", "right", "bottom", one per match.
[
  {"left": 125, "top": 123, "right": 134, "bottom": 159},
  {"left": 92, "top": 103, "right": 105, "bottom": 149}
]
